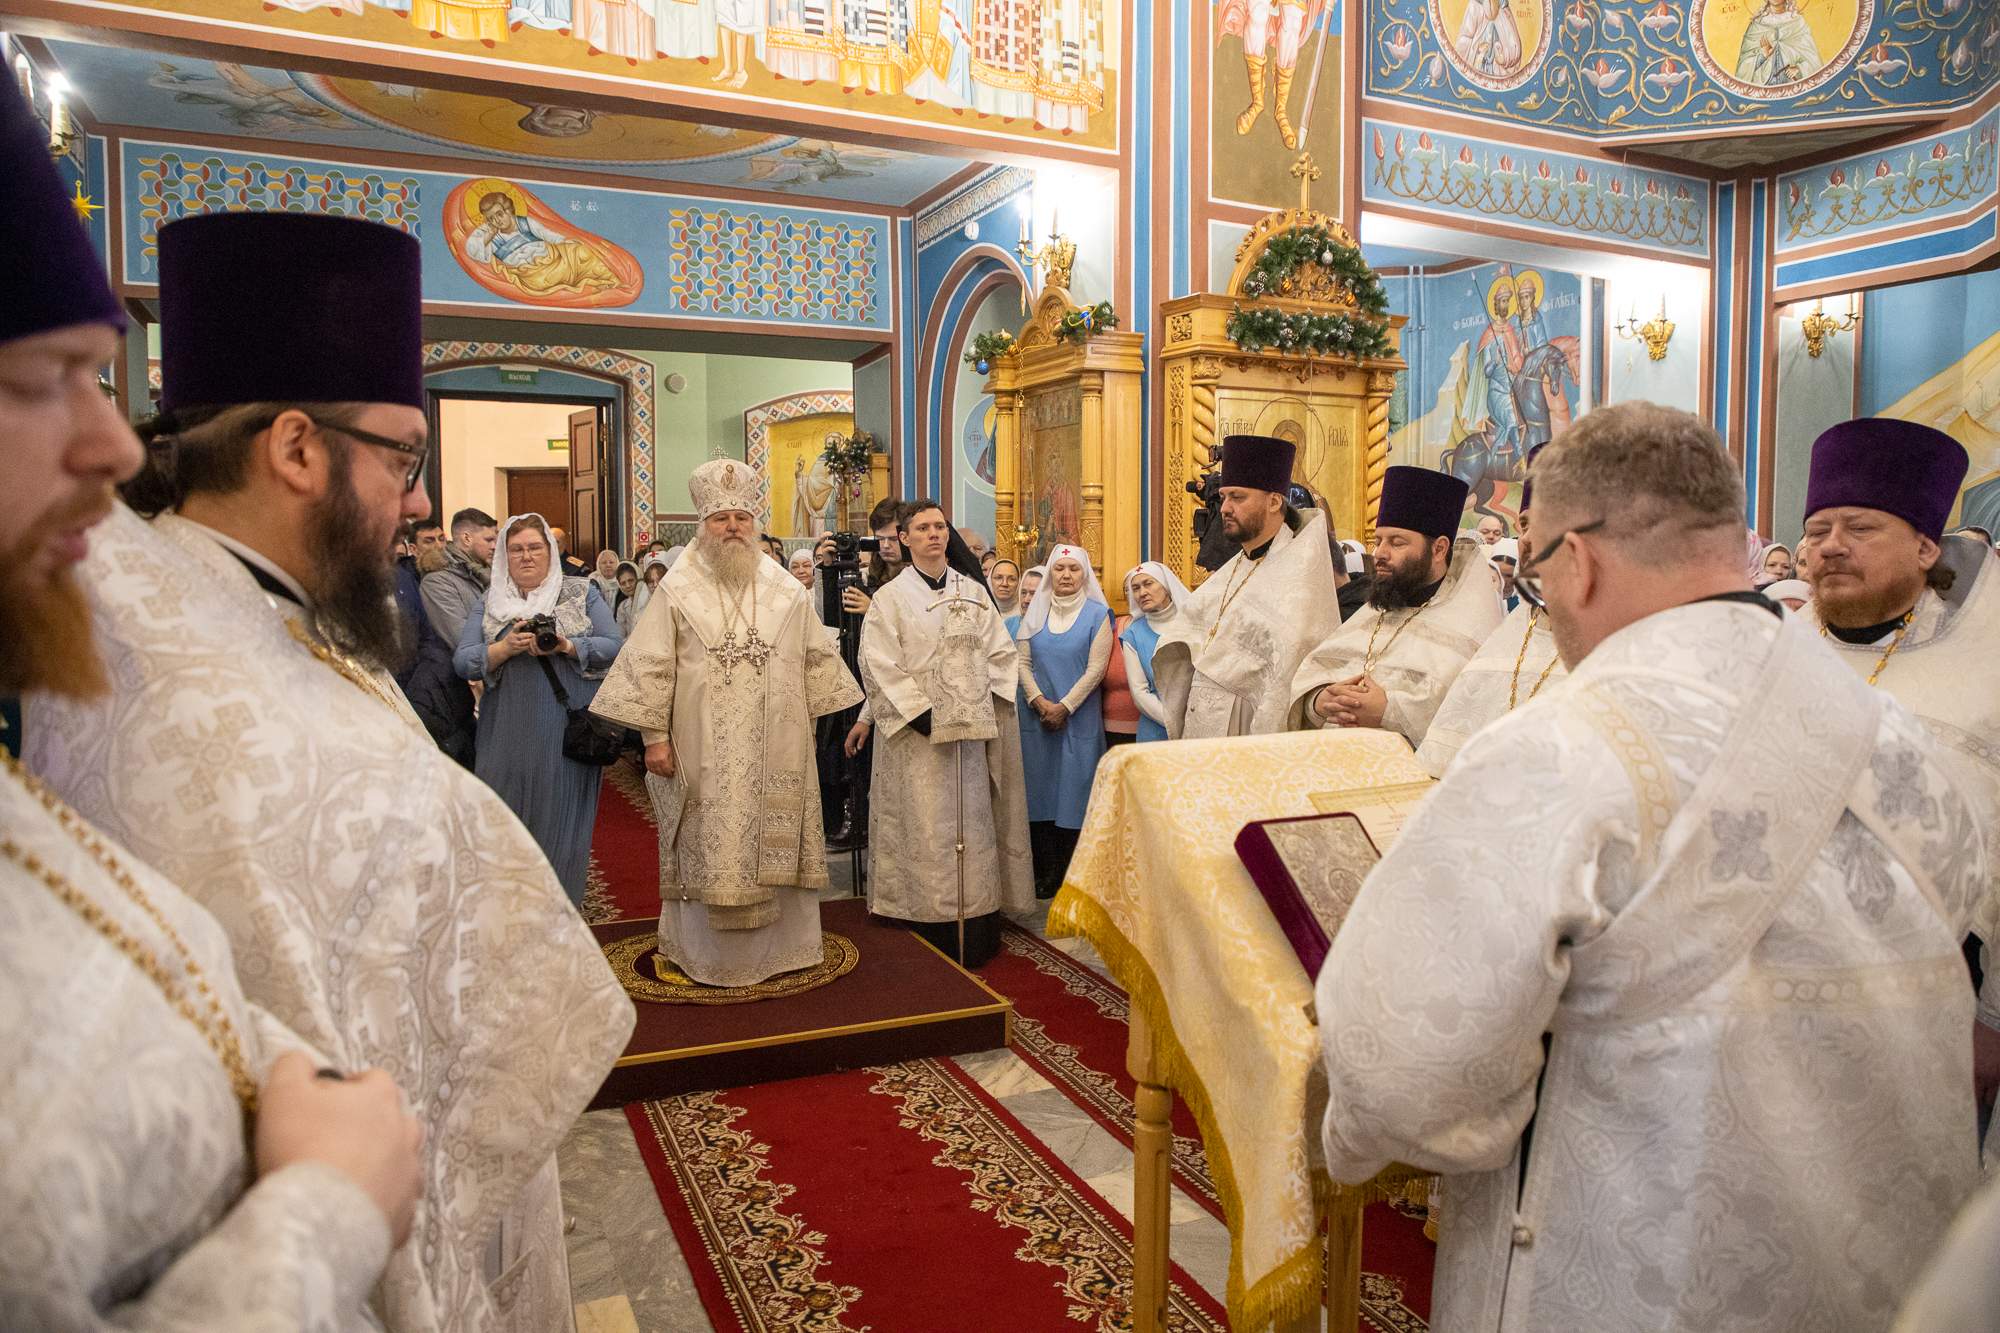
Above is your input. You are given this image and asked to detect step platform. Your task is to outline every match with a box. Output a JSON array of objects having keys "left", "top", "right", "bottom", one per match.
[{"left": 589, "top": 896, "right": 1012, "bottom": 1108}]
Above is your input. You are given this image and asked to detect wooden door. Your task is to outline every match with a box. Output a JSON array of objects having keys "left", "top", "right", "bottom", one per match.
[
  {"left": 568, "top": 407, "right": 602, "bottom": 561},
  {"left": 505, "top": 467, "right": 571, "bottom": 526}
]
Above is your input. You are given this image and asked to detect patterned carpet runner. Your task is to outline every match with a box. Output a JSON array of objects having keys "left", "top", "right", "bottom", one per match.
[
  {"left": 628, "top": 1058, "right": 1228, "bottom": 1333},
  {"left": 984, "top": 926, "right": 1435, "bottom": 1333},
  {"left": 583, "top": 760, "right": 669, "bottom": 924},
  {"left": 593, "top": 766, "right": 1433, "bottom": 1329}
]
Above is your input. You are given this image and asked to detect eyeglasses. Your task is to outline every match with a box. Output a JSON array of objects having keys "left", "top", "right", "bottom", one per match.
[
  {"left": 309, "top": 416, "right": 429, "bottom": 493},
  {"left": 1513, "top": 518, "right": 1605, "bottom": 610}
]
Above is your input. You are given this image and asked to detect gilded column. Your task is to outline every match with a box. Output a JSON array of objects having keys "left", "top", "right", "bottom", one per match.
[
  {"left": 1364, "top": 369, "right": 1394, "bottom": 544},
  {"left": 1185, "top": 356, "right": 1222, "bottom": 588},
  {"left": 1078, "top": 370, "right": 1107, "bottom": 590},
  {"left": 991, "top": 384, "right": 1021, "bottom": 563}
]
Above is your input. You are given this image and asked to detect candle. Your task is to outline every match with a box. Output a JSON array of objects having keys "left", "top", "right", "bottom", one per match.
[
  {"left": 13, "top": 51, "right": 30, "bottom": 102},
  {"left": 48, "top": 94, "right": 69, "bottom": 151}
]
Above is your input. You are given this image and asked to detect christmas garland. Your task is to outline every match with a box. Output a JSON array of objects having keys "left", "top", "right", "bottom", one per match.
[
  {"left": 1238, "top": 226, "right": 1389, "bottom": 313},
  {"left": 1226, "top": 306, "right": 1393, "bottom": 359},
  {"left": 1228, "top": 227, "right": 1392, "bottom": 360},
  {"left": 819, "top": 430, "right": 876, "bottom": 480},
  {"left": 1053, "top": 300, "right": 1119, "bottom": 345},
  {"left": 963, "top": 329, "right": 1018, "bottom": 372}
]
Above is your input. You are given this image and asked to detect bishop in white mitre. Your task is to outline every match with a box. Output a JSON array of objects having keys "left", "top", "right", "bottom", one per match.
[
  {"left": 1, "top": 80, "right": 417, "bottom": 1329},
  {"left": 1292, "top": 464, "right": 1503, "bottom": 746},
  {"left": 1318, "top": 404, "right": 1994, "bottom": 1333},
  {"left": 590, "top": 459, "right": 863, "bottom": 987},
  {"left": 26, "top": 212, "right": 635, "bottom": 1333},
  {"left": 856, "top": 502, "right": 1033, "bottom": 966},
  {"left": 1799, "top": 418, "right": 2000, "bottom": 1163},
  {"left": 1150, "top": 434, "right": 1342, "bottom": 739}
]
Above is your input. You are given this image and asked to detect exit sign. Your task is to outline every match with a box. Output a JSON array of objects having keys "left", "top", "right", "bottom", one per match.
[{"left": 500, "top": 369, "right": 539, "bottom": 385}]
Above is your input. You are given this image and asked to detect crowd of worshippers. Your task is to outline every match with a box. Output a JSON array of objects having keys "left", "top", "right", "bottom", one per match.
[{"left": 10, "top": 62, "right": 2000, "bottom": 1329}]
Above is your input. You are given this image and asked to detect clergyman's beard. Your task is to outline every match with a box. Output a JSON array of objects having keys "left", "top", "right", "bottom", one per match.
[
  {"left": 1809, "top": 567, "right": 1924, "bottom": 630},
  {"left": 696, "top": 531, "right": 761, "bottom": 590},
  {"left": 1368, "top": 553, "right": 1435, "bottom": 611},
  {"left": 0, "top": 506, "right": 113, "bottom": 699},
  {"left": 306, "top": 463, "right": 409, "bottom": 671}
]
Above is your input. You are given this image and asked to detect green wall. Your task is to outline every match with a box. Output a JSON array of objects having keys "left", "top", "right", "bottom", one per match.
[{"left": 617, "top": 349, "right": 852, "bottom": 516}]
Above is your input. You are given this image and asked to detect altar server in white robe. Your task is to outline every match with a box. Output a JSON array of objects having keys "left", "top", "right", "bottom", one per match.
[
  {"left": 1318, "top": 401, "right": 1995, "bottom": 1333},
  {"left": 0, "top": 79, "right": 424, "bottom": 1329},
  {"left": 857, "top": 500, "right": 1033, "bottom": 966},
  {"left": 589, "top": 459, "right": 862, "bottom": 987},
  {"left": 1798, "top": 417, "right": 2000, "bottom": 1150},
  {"left": 1293, "top": 464, "right": 1502, "bottom": 745},
  {"left": 1416, "top": 473, "right": 1565, "bottom": 775},
  {"left": 1150, "top": 433, "right": 1341, "bottom": 738},
  {"left": 26, "top": 211, "right": 635, "bottom": 1333}
]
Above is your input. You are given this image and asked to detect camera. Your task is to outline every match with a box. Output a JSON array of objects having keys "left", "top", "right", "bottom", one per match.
[
  {"left": 522, "top": 613, "right": 562, "bottom": 653},
  {"left": 828, "top": 531, "right": 882, "bottom": 559}
]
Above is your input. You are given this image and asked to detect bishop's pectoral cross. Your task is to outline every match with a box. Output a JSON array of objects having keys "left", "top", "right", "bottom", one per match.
[{"left": 711, "top": 626, "right": 772, "bottom": 684}]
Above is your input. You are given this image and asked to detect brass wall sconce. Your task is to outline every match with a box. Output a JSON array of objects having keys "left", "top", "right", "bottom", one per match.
[
  {"left": 1614, "top": 297, "right": 1675, "bottom": 362},
  {"left": 1799, "top": 295, "right": 1861, "bottom": 359}
]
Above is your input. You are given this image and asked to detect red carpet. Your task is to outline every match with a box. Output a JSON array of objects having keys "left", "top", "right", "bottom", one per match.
[
  {"left": 986, "top": 925, "right": 1220, "bottom": 1215},
  {"left": 584, "top": 761, "right": 670, "bottom": 924},
  {"left": 592, "top": 762, "right": 1432, "bottom": 1328},
  {"left": 629, "top": 1057, "right": 1228, "bottom": 1333},
  {"left": 985, "top": 925, "right": 1435, "bottom": 1332}
]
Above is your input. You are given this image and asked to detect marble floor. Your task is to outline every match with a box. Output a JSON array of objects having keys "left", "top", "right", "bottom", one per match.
[{"left": 558, "top": 898, "right": 1236, "bottom": 1333}]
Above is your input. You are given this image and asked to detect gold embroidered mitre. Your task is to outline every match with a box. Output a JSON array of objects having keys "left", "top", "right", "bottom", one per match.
[{"left": 689, "top": 458, "right": 761, "bottom": 519}]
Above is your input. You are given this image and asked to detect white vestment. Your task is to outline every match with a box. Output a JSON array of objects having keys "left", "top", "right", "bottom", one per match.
[
  {"left": 589, "top": 550, "right": 862, "bottom": 986},
  {"left": 859, "top": 567, "right": 1034, "bottom": 922},
  {"left": 1290, "top": 536, "right": 1505, "bottom": 746},
  {"left": 1810, "top": 536, "right": 2000, "bottom": 1163},
  {"left": 26, "top": 507, "right": 636, "bottom": 1333},
  {"left": 1151, "top": 511, "right": 1342, "bottom": 739},
  {"left": 1415, "top": 601, "right": 1567, "bottom": 777},
  {"left": 1318, "top": 600, "right": 1992, "bottom": 1332},
  {"left": 2, "top": 767, "right": 391, "bottom": 1330}
]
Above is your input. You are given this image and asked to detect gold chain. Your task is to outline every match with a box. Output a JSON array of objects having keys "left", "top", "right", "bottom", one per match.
[
  {"left": 2, "top": 754, "right": 260, "bottom": 1113},
  {"left": 1507, "top": 608, "right": 1560, "bottom": 710},
  {"left": 1205, "top": 555, "right": 1261, "bottom": 645},
  {"left": 285, "top": 618, "right": 405, "bottom": 716},
  {"left": 1362, "top": 601, "right": 1427, "bottom": 676},
  {"left": 1822, "top": 604, "right": 1918, "bottom": 687}
]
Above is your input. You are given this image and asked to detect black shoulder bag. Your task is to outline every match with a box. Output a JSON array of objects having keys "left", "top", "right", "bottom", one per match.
[{"left": 535, "top": 654, "right": 624, "bottom": 767}]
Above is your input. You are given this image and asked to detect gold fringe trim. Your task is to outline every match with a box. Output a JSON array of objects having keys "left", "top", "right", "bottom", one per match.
[{"left": 1048, "top": 884, "right": 1327, "bottom": 1333}]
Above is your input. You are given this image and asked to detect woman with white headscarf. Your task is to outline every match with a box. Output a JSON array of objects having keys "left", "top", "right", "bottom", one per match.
[
  {"left": 1754, "top": 541, "right": 1793, "bottom": 588},
  {"left": 1119, "top": 562, "right": 1191, "bottom": 743},
  {"left": 1015, "top": 545, "right": 1112, "bottom": 897},
  {"left": 452, "top": 512, "right": 623, "bottom": 906}
]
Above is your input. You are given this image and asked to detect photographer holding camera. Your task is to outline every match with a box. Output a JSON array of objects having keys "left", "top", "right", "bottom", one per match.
[{"left": 453, "top": 512, "right": 624, "bottom": 907}]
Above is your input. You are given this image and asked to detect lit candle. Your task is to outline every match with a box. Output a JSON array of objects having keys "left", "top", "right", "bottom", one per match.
[
  {"left": 48, "top": 93, "right": 69, "bottom": 151},
  {"left": 13, "top": 51, "right": 30, "bottom": 102}
]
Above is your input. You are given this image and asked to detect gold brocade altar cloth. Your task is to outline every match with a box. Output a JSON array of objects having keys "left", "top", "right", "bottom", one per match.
[{"left": 1048, "top": 729, "right": 1432, "bottom": 1333}]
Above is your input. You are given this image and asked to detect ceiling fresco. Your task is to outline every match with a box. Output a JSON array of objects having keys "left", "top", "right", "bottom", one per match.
[{"left": 43, "top": 39, "right": 975, "bottom": 206}]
